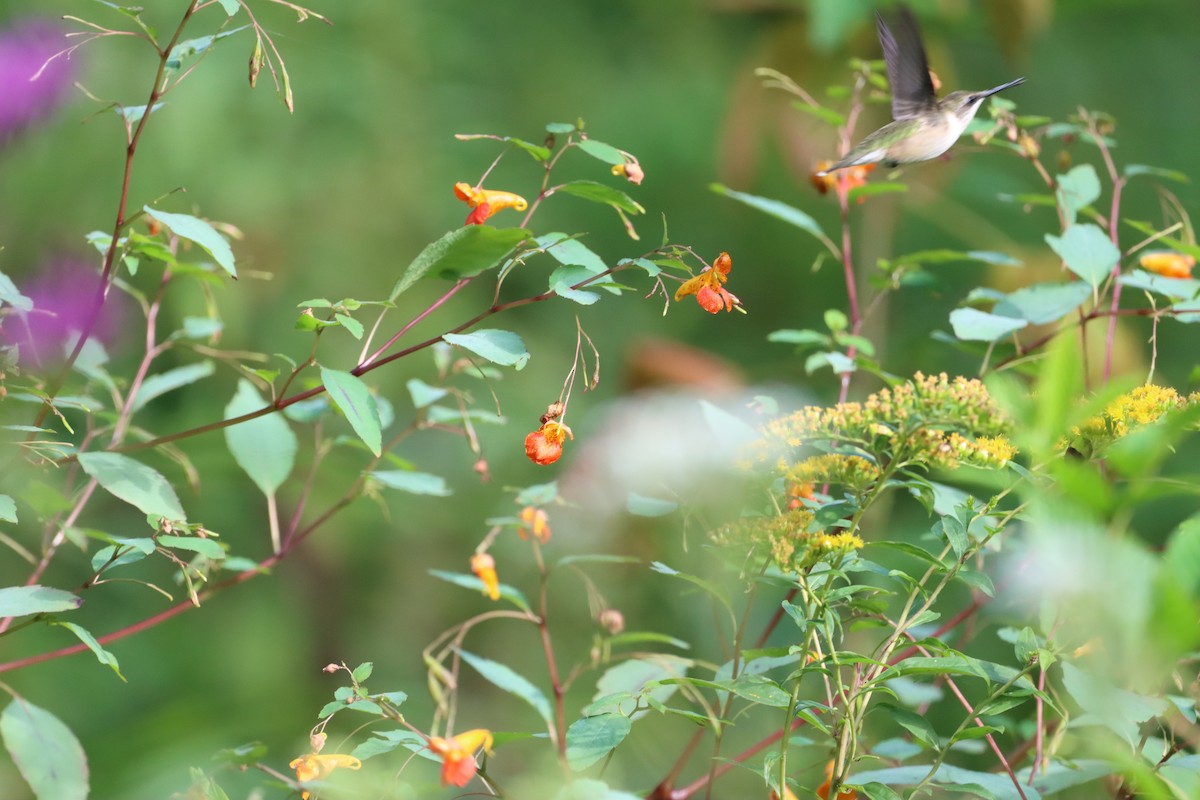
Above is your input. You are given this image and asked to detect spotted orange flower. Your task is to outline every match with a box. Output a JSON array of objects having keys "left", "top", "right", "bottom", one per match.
[
  {"left": 1139, "top": 251, "right": 1195, "bottom": 279},
  {"left": 470, "top": 552, "right": 499, "bottom": 600},
  {"left": 454, "top": 182, "right": 528, "bottom": 226},
  {"left": 810, "top": 161, "right": 876, "bottom": 199},
  {"left": 525, "top": 420, "right": 573, "bottom": 465},
  {"left": 427, "top": 728, "right": 494, "bottom": 787},
  {"left": 816, "top": 760, "right": 858, "bottom": 799},
  {"left": 518, "top": 506, "right": 551, "bottom": 543},
  {"left": 289, "top": 753, "right": 362, "bottom": 799},
  {"left": 675, "top": 252, "right": 741, "bottom": 314}
]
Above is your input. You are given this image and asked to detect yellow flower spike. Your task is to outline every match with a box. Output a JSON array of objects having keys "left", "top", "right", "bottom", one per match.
[
  {"left": 289, "top": 753, "right": 362, "bottom": 799},
  {"left": 470, "top": 552, "right": 500, "bottom": 600}
]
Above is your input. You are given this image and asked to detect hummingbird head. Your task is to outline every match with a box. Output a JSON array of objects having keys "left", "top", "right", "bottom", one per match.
[{"left": 945, "top": 77, "right": 1026, "bottom": 124}]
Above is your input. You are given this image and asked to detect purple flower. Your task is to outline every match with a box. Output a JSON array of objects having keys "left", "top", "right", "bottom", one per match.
[{"left": 0, "top": 18, "right": 73, "bottom": 144}]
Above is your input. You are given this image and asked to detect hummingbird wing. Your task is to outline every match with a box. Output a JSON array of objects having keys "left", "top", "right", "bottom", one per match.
[{"left": 876, "top": 5, "right": 937, "bottom": 120}]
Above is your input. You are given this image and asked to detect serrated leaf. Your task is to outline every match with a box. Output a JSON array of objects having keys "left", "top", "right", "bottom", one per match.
[
  {"left": 555, "top": 181, "right": 644, "bottom": 214},
  {"left": 999, "top": 281, "right": 1091, "bottom": 324},
  {"left": 370, "top": 470, "right": 451, "bottom": 496},
  {"left": 537, "top": 233, "right": 607, "bottom": 273},
  {"left": 143, "top": 207, "right": 237, "bottom": 278},
  {"left": 224, "top": 380, "right": 297, "bottom": 496},
  {"left": 1055, "top": 164, "right": 1101, "bottom": 225},
  {"left": 710, "top": 183, "right": 826, "bottom": 241},
  {"left": 566, "top": 714, "right": 632, "bottom": 771},
  {"left": 576, "top": 139, "right": 624, "bottom": 165},
  {"left": 442, "top": 329, "right": 529, "bottom": 369},
  {"left": 0, "top": 586, "right": 82, "bottom": 617},
  {"left": 320, "top": 368, "right": 382, "bottom": 456},
  {"left": 78, "top": 452, "right": 186, "bottom": 521},
  {"left": 459, "top": 650, "right": 553, "bottom": 725},
  {"left": 158, "top": 535, "right": 224, "bottom": 559},
  {"left": 948, "top": 308, "right": 1027, "bottom": 342},
  {"left": 1, "top": 698, "right": 89, "bottom": 800},
  {"left": 390, "top": 226, "right": 530, "bottom": 301},
  {"left": 54, "top": 621, "right": 124, "bottom": 681},
  {"left": 1045, "top": 223, "right": 1120, "bottom": 288}
]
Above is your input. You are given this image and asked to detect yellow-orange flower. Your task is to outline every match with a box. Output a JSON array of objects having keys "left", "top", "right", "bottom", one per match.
[
  {"left": 427, "top": 728, "right": 494, "bottom": 787},
  {"left": 289, "top": 753, "right": 362, "bottom": 799},
  {"left": 769, "top": 788, "right": 800, "bottom": 800},
  {"left": 525, "top": 421, "right": 573, "bottom": 465},
  {"left": 454, "top": 182, "right": 528, "bottom": 226},
  {"left": 470, "top": 552, "right": 499, "bottom": 600},
  {"left": 518, "top": 506, "right": 551, "bottom": 543},
  {"left": 1139, "top": 251, "right": 1195, "bottom": 279},
  {"left": 810, "top": 161, "right": 875, "bottom": 200},
  {"left": 816, "top": 760, "right": 858, "bottom": 799},
  {"left": 675, "top": 252, "right": 741, "bottom": 313}
]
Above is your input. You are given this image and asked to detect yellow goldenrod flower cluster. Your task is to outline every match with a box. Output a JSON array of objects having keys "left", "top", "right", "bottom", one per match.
[
  {"left": 711, "top": 509, "right": 863, "bottom": 574},
  {"left": 787, "top": 453, "right": 880, "bottom": 493},
  {"left": 1066, "top": 384, "right": 1199, "bottom": 457},
  {"left": 753, "top": 373, "right": 1016, "bottom": 476}
]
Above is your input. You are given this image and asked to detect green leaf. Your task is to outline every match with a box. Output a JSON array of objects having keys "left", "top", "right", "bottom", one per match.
[
  {"left": 406, "top": 379, "right": 447, "bottom": 409},
  {"left": 53, "top": 621, "right": 124, "bottom": 681},
  {"left": 726, "top": 674, "right": 792, "bottom": 708},
  {"left": 143, "top": 207, "right": 237, "bottom": 278},
  {"left": 0, "top": 586, "right": 82, "bottom": 617},
  {"left": 370, "top": 470, "right": 451, "bottom": 496},
  {"left": 948, "top": 308, "right": 1027, "bottom": 342},
  {"left": 546, "top": 122, "right": 576, "bottom": 134},
  {"left": 710, "top": 183, "right": 826, "bottom": 242},
  {"left": 999, "top": 281, "right": 1091, "bottom": 324},
  {"left": 537, "top": 233, "right": 608, "bottom": 273},
  {"left": 90, "top": 538, "right": 155, "bottom": 572},
  {"left": 550, "top": 265, "right": 602, "bottom": 305},
  {"left": 593, "top": 656, "right": 691, "bottom": 717},
  {"left": 459, "top": 650, "right": 553, "bottom": 725},
  {"left": 224, "top": 380, "right": 297, "bottom": 496},
  {"left": 1045, "top": 224, "right": 1120, "bottom": 288},
  {"left": 768, "top": 329, "right": 829, "bottom": 346},
  {"left": 883, "top": 704, "right": 939, "bottom": 749},
  {"left": 216, "top": 0, "right": 239, "bottom": 15},
  {"left": 1124, "top": 164, "right": 1189, "bottom": 184},
  {"left": 626, "top": 492, "right": 678, "bottom": 517},
  {"left": 427, "top": 570, "right": 530, "bottom": 611},
  {"left": 1163, "top": 513, "right": 1200, "bottom": 596},
  {"left": 555, "top": 181, "right": 644, "bottom": 214},
  {"left": 390, "top": 226, "right": 529, "bottom": 301},
  {"left": 1061, "top": 661, "right": 1168, "bottom": 744},
  {"left": 78, "top": 452, "right": 187, "bottom": 521},
  {"left": 565, "top": 714, "right": 632, "bottom": 771},
  {"left": 352, "top": 662, "right": 373, "bottom": 683},
  {"left": 1118, "top": 268, "right": 1200, "bottom": 300},
  {"left": 1, "top": 698, "right": 89, "bottom": 800},
  {"left": 849, "top": 764, "right": 1041, "bottom": 800},
  {"left": 442, "top": 329, "right": 529, "bottom": 369},
  {"left": 0, "top": 494, "right": 15, "bottom": 523},
  {"left": 576, "top": 139, "right": 624, "bottom": 165},
  {"left": 1055, "top": 164, "right": 1101, "bottom": 225},
  {"left": 553, "top": 779, "right": 642, "bottom": 800},
  {"left": 320, "top": 368, "right": 382, "bottom": 456},
  {"left": 158, "top": 535, "right": 225, "bottom": 559}
]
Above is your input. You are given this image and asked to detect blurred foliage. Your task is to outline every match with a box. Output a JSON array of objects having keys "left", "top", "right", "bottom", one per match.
[{"left": 0, "top": 1, "right": 1199, "bottom": 798}]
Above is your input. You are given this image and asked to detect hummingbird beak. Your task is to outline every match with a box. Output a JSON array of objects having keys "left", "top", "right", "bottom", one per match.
[{"left": 978, "top": 77, "right": 1026, "bottom": 99}]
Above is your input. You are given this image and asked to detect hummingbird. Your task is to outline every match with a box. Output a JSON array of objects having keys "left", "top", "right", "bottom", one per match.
[{"left": 817, "top": 5, "right": 1025, "bottom": 176}]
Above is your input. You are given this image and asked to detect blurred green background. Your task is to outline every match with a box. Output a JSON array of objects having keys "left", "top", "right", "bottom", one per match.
[{"left": 1, "top": 0, "right": 1199, "bottom": 797}]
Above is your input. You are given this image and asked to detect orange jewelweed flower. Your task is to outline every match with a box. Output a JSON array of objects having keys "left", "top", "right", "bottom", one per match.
[
  {"left": 1139, "top": 251, "right": 1195, "bottom": 279},
  {"left": 454, "top": 182, "right": 528, "bottom": 226},
  {"left": 427, "top": 728, "right": 494, "bottom": 787},
  {"left": 769, "top": 788, "right": 800, "bottom": 800},
  {"left": 470, "top": 552, "right": 500, "bottom": 600},
  {"left": 289, "top": 753, "right": 362, "bottom": 799},
  {"left": 674, "top": 251, "right": 741, "bottom": 313},
  {"left": 810, "top": 161, "right": 875, "bottom": 201},
  {"left": 816, "top": 760, "right": 858, "bottom": 800},
  {"left": 518, "top": 506, "right": 551, "bottom": 543},
  {"left": 525, "top": 420, "right": 573, "bottom": 465}
]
